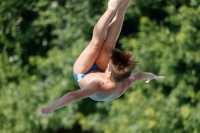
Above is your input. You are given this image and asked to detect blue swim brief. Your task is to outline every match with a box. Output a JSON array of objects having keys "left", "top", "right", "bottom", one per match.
[{"left": 73, "top": 64, "right": 100, "bottom": 83}]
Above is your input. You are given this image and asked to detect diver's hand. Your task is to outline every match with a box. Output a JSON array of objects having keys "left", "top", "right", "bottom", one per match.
[
  {"left": 145, "top": 76, "right": 165, "bottom": 83},
  {"left": 39, "top": 105, "right": 55, "bottom": 115}
]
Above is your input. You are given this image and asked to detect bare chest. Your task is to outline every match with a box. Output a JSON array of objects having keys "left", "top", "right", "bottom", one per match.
[{"left": 90, "top": 85, "right": 125, "bottom": 102}]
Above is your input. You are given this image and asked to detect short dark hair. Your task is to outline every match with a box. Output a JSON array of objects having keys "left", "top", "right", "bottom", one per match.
[{"left": 109, "top": 48, "right": 138, "bottom": 83}]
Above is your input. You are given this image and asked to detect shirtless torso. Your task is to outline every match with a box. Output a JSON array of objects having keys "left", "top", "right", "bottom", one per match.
[{"left": 79, "top": 71, "right": 127, "bottom": 102}]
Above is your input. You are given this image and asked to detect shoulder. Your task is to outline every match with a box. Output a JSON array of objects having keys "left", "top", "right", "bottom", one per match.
[
  {"left": 87, "top": 79, "right": 109, "bottom": 91},
  {"left": 78, "top": 79, "right": 103, "bottom": 96},
  {"left": 83, "top": 73, "right": 115, "bottom": 90},
  {"left": 88, "top": 79, "right": 102, "bottom": 88}
]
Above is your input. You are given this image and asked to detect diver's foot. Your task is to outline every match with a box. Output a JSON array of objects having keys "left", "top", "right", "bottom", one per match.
[
  {"left": 118, "top": 0, "right": 132, "bottom": 10},
  {"left": 108, "top": 0, "right": 128, "bottom": 11}
]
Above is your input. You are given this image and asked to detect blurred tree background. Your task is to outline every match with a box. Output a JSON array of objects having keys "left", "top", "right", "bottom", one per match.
[{"left": 0, "top": 0, "right": 200, "bottom": 133}]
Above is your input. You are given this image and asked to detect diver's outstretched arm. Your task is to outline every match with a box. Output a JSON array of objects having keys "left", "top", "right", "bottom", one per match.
[
  {"left": 39, "top": 81, "right": 101, "bottom": 115},
  {"left": 123, "top": 72, "right": 165, "bottom": 89},
  {"left": 132, "top": 72, "right": 165, "bottom": 83}
]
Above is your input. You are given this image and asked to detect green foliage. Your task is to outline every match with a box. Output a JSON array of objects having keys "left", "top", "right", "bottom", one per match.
[
  {"left": 1, "top": 0, "right": 200, "bottom": 133},
  {"left": 81, "top": 2, "right": 200, "bottom": 133}
]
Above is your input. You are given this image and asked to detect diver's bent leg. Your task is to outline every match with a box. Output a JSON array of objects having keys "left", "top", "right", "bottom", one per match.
[
  {"left": 92, "top": 0, "right": 129, "bottom": 42},
  {"left": 105, "top": 0, "right": 132, "bottom": 47},
  {"left": 73, "top": 0, "right": 127, "bottom": 74},
  {"left": 95, "top": 0, "right": 132, "bottom": 72}
]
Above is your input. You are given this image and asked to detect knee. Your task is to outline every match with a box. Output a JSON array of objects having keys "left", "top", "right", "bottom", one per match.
[
  {"left": 104, "top": 40, "right": 115, "bottom": 49},
  {"left": 101, "top": 43, "right": 113, "bottom": 54},
  {"left": 90, "top": 39, "right": 104, "bottom": 50}
]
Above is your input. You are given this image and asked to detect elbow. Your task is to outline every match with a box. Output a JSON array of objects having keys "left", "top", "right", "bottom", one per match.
[{"left": 133, "top": 72, "right": 143, "bottom": 80}]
